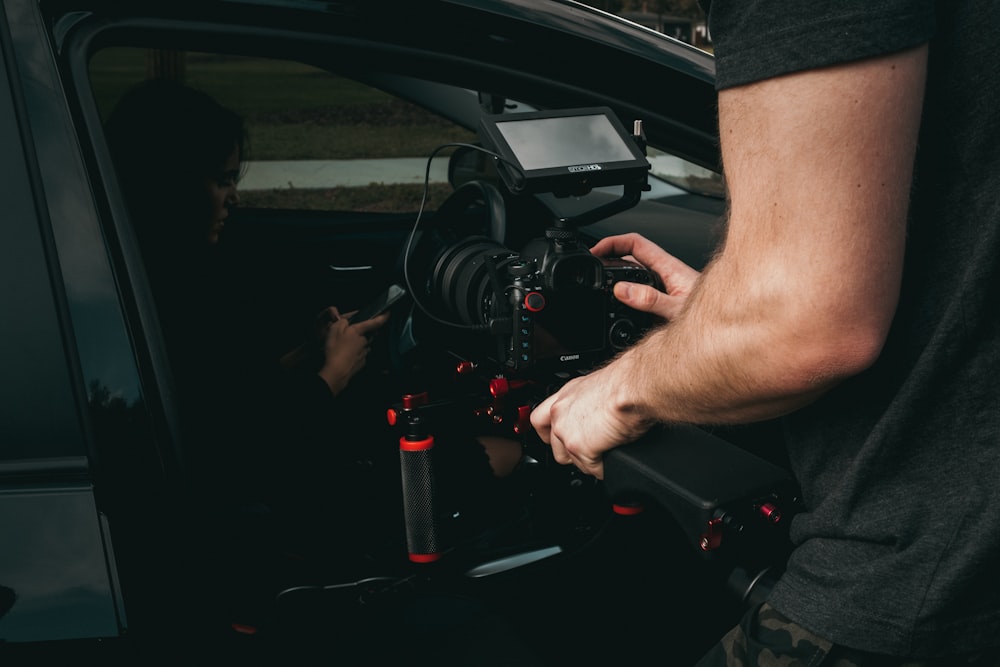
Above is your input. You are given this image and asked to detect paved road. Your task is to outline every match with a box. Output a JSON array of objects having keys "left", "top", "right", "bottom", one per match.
[{"left": 240, "top": 158, "right": 449, "bottom": 190}]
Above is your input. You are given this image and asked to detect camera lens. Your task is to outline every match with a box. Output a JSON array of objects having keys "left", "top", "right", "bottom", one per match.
[{"left": 430, "top": 236, "right": 517, "bottom": 326}]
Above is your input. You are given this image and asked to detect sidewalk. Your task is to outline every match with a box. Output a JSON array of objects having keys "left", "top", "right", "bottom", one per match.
[
  {"left": 240, "top": 158, "right": 450, "bottom": 190},
  {"left": 239, "top": 154, "right": 701, "bottom": 194}
]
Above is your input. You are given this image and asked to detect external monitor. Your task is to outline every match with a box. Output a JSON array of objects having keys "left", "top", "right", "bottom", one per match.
[{"left": 477, "top": 106, "right": 650, "bottom": 196}]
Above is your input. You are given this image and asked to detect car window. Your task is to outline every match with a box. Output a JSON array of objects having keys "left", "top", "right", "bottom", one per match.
[
  {"left": 0, "top": 80, "right": 88, "bottom": 462},
  {"left": 646, "top": 146, "right": 724, "bottom": 199},
  {"left": 90, "top": 48, "right": 722, "bottom": 214},
  {"left": 89, "top": 48, "right": 477, "bottom": 213}
]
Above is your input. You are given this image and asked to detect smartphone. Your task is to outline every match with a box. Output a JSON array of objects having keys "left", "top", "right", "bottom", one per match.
[{"left": 348, "top": 283, "right": 408, "bottom": 323}]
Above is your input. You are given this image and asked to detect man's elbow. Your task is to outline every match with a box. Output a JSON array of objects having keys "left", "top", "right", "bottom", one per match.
[{"left": 791, "top": 322, "right": 888, "bottom": 390}]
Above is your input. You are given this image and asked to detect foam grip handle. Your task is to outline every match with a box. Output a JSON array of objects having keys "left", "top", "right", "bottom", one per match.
[{"left": 399, "top": 436, "right": 442, "bottom": 562}]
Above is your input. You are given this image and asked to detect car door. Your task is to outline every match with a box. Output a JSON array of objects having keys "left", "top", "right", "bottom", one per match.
[
  {"left": 34, "top": 2, "right": 793, "bottom": 664},
  {"left": 0, "top": 0, "right": 130, "bottom": 651}
]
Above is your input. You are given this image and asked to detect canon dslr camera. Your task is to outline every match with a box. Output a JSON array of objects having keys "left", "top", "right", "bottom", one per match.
[{"left": 410, "top": 106, "right": 661, "bottom": 376}]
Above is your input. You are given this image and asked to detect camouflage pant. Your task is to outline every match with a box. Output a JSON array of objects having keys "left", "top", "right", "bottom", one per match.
[{"left": 694, "top": 602, "right": 996, "bottom": 667}]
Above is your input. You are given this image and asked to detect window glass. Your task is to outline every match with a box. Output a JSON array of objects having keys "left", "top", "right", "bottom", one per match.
[
  {"left": 0, "top": 55, "right": 87, "bottom": 460},
  {"left": 646, "top": 146, "right": 724, "bottom": 199},
  {"left": 89, "top": 49, "right": 476, "bottom": 213}
]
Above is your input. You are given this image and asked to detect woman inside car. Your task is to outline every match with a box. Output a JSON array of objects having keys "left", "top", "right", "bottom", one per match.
[
  {"left": 104, "top": 78, "right": 391, "bottom": 506},
  {"left": 104, "top": 77, "right": 537, "bottom": 662},
  {"left": 103, "top": 79, "right": 420, "bottom": 628},
  {"left": 104, "top": 76, "right": 521, "bottom": 590}
]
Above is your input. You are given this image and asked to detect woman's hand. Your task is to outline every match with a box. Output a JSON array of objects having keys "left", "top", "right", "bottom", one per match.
[
  {"left": 279, "top": 306, "right": 342, "bottom": 372},
  {"left": 317, "top": 308, "right": 390, "bottom": 395}
]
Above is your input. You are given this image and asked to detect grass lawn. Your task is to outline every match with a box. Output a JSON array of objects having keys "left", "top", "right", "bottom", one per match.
[
  {"left": 242, "top": 182, "right": 455, "bottom": 211},
  {"left": 89, "top": 49, "right": 474, "bottom": 161},
  {"left": 89, "top": 48, "right": 473, "bottom": 209}
]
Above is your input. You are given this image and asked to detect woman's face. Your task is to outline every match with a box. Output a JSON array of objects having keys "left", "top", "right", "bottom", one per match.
[{"left": 202, "top": 145, "right": 241, "bottom": 245}]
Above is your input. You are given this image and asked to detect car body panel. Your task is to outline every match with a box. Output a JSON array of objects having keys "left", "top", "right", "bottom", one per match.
[
  {"left": 2, "top": 0, "right": 182, "bottom": 648},
  {"left": 1, "top": 2, "right": 123, "bottom": 643},
  {"left": 0, "top": 483, "right": 122, "bottom": 641}
]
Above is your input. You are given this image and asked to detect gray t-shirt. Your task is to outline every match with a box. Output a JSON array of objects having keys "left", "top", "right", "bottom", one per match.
[{"left": 701, "top": 0, "right": 1000, "bottom": 657}]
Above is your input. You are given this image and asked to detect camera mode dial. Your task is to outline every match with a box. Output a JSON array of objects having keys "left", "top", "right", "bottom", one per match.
[{"left": 609, "top": 318, "right": 637, "bottom": 350}]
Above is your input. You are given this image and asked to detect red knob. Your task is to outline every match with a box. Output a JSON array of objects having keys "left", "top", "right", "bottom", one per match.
[
  {"left": 401, "top": 392, "right": 429, "bottom": 410},
  {"left": 489, "top": 377, "right": 531, "bottom": 397},
  {"left": 758, "top": 502, "right": 782, "bottom": 524},
  {"left": 524, "top": 292, "right": 545, "bottom": 312}
]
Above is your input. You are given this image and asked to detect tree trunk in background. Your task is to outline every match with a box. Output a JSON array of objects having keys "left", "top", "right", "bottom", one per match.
[{"left": 145, "top": 49, "right": 185, "bottom": 81}]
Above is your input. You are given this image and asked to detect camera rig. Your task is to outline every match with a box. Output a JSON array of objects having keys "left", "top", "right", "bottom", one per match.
[
  {"left": 401, "top": 106, "right": 662, "bottom": 379},
  {"left": 389, "top": 107, "right": 799, "bottom": 605}
]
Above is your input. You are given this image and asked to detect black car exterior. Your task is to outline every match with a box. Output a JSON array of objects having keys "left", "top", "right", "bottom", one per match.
[{"left": 0, "top": 0, "right": 795, "bottom": 663}]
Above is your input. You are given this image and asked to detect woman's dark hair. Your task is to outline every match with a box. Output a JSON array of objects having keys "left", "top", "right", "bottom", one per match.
[{"left": 105, "top": 78, "right": 248, "bottom": 264}]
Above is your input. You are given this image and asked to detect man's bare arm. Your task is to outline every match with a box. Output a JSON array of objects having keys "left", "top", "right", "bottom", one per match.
[
  {"left": 629, "top": 45, "right": 928, "bottom": 422},
  {"left": 532, "top": 45, "right": 928, "bottom": 476}
]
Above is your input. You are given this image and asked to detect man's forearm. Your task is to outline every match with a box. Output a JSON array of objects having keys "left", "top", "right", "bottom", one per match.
[
  {"left": 531, "top": 47, "right": 927, "bottom": 479},
  {"left": 611, "top": 262, "right": 836, "bottom": 426},
  {"left": 606, "top": 46, "right": 928, "bottom": 428}
]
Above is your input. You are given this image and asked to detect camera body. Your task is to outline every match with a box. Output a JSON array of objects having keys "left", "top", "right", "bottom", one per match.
[
  {"left": 423, "top": 225, "right": 661, "bottom": 377},
  {"left": 408, "top": 105, "right": 662, "bottom": 378},
  {"left": 507, "top": 238, "right": 661, "bottom": 374}
]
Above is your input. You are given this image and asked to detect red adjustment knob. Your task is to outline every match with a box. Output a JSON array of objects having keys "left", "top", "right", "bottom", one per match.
[
  {"left": 401, "top": 392, "right": 429, "bottom": 410},
  {"left": 386, "top": 408, "right": 398, "bottom": 426},
  {"left": 489, "top": 377, "right": 510, "bottom": 397},
  {"left": 700, "top": 516, "right": 724, "bottom": 552},
  {"left": 758, "top": 502, "right": 782, "bottom": 524},
  {"left": 523, "top": 291, "right": 545, "bottom": 312},
  {"left": 489, "top": 377, "right": 531, "bottom": 398},
  {"left": 455, "top": 361, "right": 477, "bottom": 375},
  {"left": 612, "top": 502, "right": 645, "bottom": 516},
  {"left": 513, "top": 404, "right": 533, "bottom": 435}
]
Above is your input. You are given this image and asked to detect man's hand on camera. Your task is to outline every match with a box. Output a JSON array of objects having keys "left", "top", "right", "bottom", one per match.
[
  {"left": 591, "top": 233, "right": 700, "bottom": 321},
  {"left": 530, "top": 361, "right": 655, "bottom": 480}
]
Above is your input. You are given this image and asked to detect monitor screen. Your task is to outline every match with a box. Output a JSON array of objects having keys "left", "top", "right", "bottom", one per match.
[
  {"left": 495, "top": 114, "right": 639, "bottom": 171},
  {"left": 478, "top": 106, "right": 649, "bottom": 195}
]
